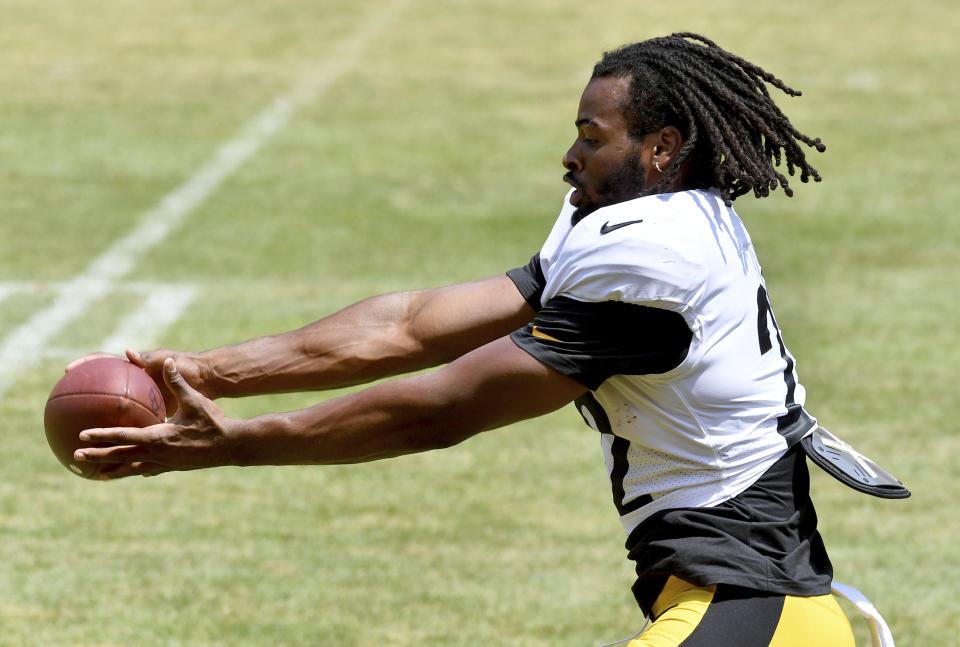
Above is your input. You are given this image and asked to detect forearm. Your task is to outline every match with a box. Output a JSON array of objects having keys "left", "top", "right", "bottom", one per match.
[
  {"left": 199, "top": 291, "right": 426, "bottom": 398},
  {"left": 76, "top": 338, "right": 585, "bottom": 477},
  {"left": 230, "top": 375, "right": 464, "bottom": 465},
  {"left": 196, "top": 276, "right": 535, "bottom": 399},
  {"left": 223, "top": 337, "right": 585, "bottom": 466}
]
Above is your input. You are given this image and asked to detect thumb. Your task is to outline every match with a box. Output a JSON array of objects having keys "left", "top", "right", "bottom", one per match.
[{"left": 162, "top": 357, "right": 202, "bottom": 414}]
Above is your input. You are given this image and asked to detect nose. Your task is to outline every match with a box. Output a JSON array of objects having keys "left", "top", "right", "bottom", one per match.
[{"left": 563, "top": 143, "right": 582, "bottom": 172}]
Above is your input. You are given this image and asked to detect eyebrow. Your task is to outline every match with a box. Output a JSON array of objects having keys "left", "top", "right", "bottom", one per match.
[{"left": 575, "top": 118, "right": 601, "bottom": 128}]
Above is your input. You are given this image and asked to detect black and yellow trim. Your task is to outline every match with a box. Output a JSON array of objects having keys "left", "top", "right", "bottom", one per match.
[{"left": 627, "top": 576, "right": 854, "bottom": 646}]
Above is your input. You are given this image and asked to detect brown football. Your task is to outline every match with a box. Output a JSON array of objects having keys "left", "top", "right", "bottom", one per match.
[{"left": 44, "top": 357, "right": 166, "bottom": 479}]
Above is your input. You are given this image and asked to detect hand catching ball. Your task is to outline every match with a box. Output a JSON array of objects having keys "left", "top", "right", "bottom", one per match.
[{"left": 44, "top": 357, "right": 166, "bottom": 479}]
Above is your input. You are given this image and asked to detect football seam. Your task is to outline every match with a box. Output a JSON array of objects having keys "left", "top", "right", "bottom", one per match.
[{"left": 47, "top": 392, "right": 164, "bottom": 421}]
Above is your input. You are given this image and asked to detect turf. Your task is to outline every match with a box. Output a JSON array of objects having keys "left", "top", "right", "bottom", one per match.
[{"left": 1, "top": 0, "right": 957, "bottom": 644}]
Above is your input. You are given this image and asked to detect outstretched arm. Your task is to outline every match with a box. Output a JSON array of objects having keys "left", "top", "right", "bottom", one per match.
[
  {"left": 75, "top": 337, "right": 586, "bottom": 477},
  {"left": 122, "top": 274, "right": 536, "bottom": 404}
]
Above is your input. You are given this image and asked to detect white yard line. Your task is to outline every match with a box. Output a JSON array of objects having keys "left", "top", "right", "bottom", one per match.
[
  {"left": 9, "top": 281, "right": 198, "bottom": 361},
  {"left": 97, "top": 284, "right": 198, "bottom": 355},
  {"left": 0, "top": 280, "right": 198, "bottom": 364},
  {"left": 0, "top": 2, "right": 402, "bottom": 400}
]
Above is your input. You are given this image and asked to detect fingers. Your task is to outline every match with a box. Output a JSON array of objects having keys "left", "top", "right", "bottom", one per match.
[
  {"left": 127, "top": 350, "right": 181, "bottom": 415},
  {"left": 126, "top": 348, "right": 171, "bottom": 370},
  {"left": 96, "top": 462, "right": 172, "bottom": 480},
  {"left": 125, "top": 348, "right": 147, "bottom": 367},
  {"left": 74, "top": 374, "right": 226, "bottom": 476},
  {"left": 164, "top": 357, "right": 185, "bottom": 387},
  {"left": 75, "top": 425, "right": 166, "bottom": 463},
  {"left": 162, "top": 358, "right": 204, "bottom": 414},
  {"left": 79, "top": 425, "right": 157, "bottom": 445},
  {"left": 74, "top": 422, "right": 184, "bottom": 474},
  {"left": 74, "top": 443, "right": 147, "bottom": 464}
]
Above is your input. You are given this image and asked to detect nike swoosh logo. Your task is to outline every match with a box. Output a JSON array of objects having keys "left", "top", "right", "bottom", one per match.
[
  {"left": 531, "top": 326, "right": 562, "bottom": 342},
  {"left": 600, "top": 219, "right": 644, "bottom": 235}
]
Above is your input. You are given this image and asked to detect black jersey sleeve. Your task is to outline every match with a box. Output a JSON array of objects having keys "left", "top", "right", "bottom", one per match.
[
  {"left": 506, "top": 253, "right": 546, "bottom": 313},
  {"left": 509, "top": 295, "right": 692, "bottom": 390}
]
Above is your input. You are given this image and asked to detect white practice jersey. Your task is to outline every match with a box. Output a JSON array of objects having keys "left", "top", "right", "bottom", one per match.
[{"left": 509, "top": 189, "right": 817, "bottom": 537}]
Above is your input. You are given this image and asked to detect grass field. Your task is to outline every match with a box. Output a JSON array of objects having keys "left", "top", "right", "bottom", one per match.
[{"left": 1, "top": 1, "right": 958, "bottom": 645}]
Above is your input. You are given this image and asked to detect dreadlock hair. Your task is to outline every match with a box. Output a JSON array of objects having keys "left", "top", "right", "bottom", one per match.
[{"left": 592, "top": 33, "right": 826, "bottom": 205}]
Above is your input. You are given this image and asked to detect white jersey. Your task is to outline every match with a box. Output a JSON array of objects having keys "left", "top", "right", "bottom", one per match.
[{"left": 519, "top": 189, "right": 816, "bottom": 536}]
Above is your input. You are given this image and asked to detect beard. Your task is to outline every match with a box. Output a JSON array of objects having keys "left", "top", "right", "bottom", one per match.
[{"left": 568, "top": 150, "right": 648, "bottom": 225}]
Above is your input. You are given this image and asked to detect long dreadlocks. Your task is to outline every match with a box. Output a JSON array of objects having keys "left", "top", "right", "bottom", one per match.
[{"left": 592, "top": 33, "right": 826, "bottom": 205}]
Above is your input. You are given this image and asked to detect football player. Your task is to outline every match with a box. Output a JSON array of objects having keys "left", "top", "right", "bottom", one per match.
[{"left": 72, "top": 34, "right": 905, "bottom": 646}]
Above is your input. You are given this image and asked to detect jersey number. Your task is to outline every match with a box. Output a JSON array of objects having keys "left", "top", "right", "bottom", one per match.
[{"left": 756, "top": 284, "right": 812, "bottom": 442}]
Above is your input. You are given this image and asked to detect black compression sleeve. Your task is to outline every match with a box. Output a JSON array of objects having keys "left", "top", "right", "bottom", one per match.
[
  {"left": 506, "top": 253, "right": 545, "bottom": 313},
  {"left": 509, "top": 296, "right": 692, "bottom": 390}
]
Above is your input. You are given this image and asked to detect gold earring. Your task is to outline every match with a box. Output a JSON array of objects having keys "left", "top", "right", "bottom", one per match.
[{"left": 654, "top": 160, "right": 663, "bottom": 173}]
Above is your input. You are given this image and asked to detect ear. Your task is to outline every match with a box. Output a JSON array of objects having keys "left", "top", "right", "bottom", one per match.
[
  {"left": 644, "top": 125, "right": 691, "bottom": 192},
  {"left": 650, "top": 126, "right": 685, "bottom": 166}
]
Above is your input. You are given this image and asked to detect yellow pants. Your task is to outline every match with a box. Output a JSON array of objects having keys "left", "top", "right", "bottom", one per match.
[{"left": 628, "top": 576, "right": 855, "bottom": 647}]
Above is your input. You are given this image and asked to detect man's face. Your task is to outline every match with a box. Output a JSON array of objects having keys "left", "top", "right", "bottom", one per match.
[{"left": 562, "top": 76, "right": 659, "bottom": 222}]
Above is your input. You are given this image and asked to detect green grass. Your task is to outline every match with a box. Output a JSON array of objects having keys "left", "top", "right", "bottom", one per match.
[{"left": 2, "top": 0, "right": 958, "bottom": 644}]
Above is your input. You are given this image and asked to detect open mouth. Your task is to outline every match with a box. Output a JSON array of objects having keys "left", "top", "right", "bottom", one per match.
[{"left": 563, "top": 173, "right": 583, "bottom": 205}]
